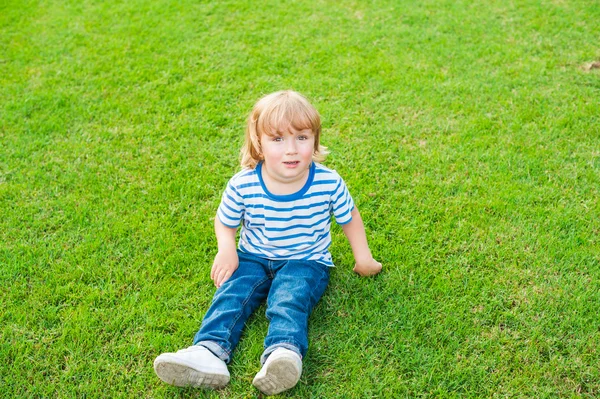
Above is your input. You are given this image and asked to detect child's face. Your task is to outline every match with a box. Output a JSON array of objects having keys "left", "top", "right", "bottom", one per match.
[{"left": 260, "top": 127, "right": 315, "bottom": 186}]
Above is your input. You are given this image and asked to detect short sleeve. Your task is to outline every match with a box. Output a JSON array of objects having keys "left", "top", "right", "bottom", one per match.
[
  {"left": 216, "top": 179, "right": 244, "bottom": 228},
  {"left": 330, "top": 175, "right": 355, "bottom": 225}
]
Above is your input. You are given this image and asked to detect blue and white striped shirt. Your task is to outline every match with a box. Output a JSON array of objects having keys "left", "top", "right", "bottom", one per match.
[{"left": 216, "top": 162, "right": 355, "bottom": 267}]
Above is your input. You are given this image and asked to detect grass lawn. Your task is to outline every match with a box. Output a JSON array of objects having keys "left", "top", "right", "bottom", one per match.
[{"left": 1, "top": 0, "right": 599, "bottom": 397}]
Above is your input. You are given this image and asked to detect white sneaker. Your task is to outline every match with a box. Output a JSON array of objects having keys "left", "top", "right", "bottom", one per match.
[
  {"left": 252, "top": 348, "right": 302, "bottom": 396},
  {"left": 153, "top": 345, "right": 230, "bottom": 389}
]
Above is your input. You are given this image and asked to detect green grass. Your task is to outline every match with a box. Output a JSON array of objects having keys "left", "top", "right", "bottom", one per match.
[{"left": 1, "top": 0, "right": 599, "bottom": 397}]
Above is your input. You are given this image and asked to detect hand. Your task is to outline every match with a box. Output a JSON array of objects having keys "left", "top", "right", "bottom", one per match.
[
  {"left": 211, "top": 250, "right": 239, "bottom": 288},
  {"left": 353, "top": 257, "right": 382, "bottom": 277}
]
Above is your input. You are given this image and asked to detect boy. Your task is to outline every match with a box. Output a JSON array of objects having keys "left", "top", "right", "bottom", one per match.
[{"left": 154, "top": 90, "right": 382, "bottom": 395}]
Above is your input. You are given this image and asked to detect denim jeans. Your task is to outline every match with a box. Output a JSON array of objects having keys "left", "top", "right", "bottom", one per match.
[{"left": 193, "top": 250, "right": 330, "bottom": 364}]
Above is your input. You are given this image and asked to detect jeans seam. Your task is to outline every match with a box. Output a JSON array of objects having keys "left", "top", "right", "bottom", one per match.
[
  {"left": 310, "top": 269, "right": 329, "bottom": 305},
  {"left": 268, "top": 260, "right": 275, "bottom": 278},
  {"left": 223, "top": 275, "right": 270, "bottom": 347}
]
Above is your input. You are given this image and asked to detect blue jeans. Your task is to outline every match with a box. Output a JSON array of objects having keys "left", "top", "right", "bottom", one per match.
[{"left": 193, "top": 250, "right": 330, "bottom": 364}]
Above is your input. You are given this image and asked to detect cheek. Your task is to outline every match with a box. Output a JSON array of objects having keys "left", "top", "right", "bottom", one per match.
[
  {"left": 299, "top": 146, "right": 313, "bottom": 156},
  {"left": 300, "top": 141, "right": 315, "bottom": 155},
  {"left": 261, "top": 143, "right": 281, "bottom": 159}
]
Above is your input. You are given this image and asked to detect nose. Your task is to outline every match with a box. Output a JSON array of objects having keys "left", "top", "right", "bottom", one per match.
[{"left": 285, "top": 137, "right": 297, "bottom": 154}]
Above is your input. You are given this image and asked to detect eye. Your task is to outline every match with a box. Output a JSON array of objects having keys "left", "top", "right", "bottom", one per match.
[
  {"left": 272, "top": 136, "right": 283, "bottom": 142},
  {"left": 298, "top": 135, "right": 308, "bottom": 141}
]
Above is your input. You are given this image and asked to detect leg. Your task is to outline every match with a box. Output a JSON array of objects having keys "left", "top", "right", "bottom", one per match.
[
  {"left": 262, "top": 259, "right": 330, "bottom": 361},
  {"left": 252, "top": 260, "right": 330, "bottom": 395},
  {"left": 193, "top": 251, "right": 272, "bottom": 363}
]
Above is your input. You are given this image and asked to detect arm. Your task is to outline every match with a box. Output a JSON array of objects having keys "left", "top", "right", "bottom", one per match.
[
  {"left": 211, "top": 218, "right": 239, "bottom": 288},
  {"left": 341, "top": 207, "right": 382, "bottom": 277}
]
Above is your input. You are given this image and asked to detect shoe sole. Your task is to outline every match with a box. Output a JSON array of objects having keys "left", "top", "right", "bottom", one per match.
[
  {"left": 252, "top": 355, "right": 301, "bottom": 396},
  {"left": 154, "top": 354, "right": 230, "bottom": 389}
]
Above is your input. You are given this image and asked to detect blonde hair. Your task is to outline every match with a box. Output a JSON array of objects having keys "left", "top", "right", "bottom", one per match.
[{"left": 240, "top": 90, "right": 328, "bottom": 169}]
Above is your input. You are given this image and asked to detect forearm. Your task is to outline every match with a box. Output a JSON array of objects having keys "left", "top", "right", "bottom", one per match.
[
  {"left": 212, "top": 218, "right": 239, "bottom": 287},
  {"left": 341, "top": 207, "right": 382, "bottom": 276},
  {"left": 214, "top": 217, "right": 238, "bottom": 251},
  {"left": 341, "top": 207, "right": 373, "bottom": 263}
]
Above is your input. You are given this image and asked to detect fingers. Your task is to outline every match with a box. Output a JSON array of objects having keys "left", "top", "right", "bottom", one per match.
[
  {"left": 215, "top": 268, "right": 233, "bottom": 288},
  {"left": 211, "top": 264, "right": 235, "bottom": 288},
  {"left": 353, "top": 260, "right": 382, "bottom": 276},
  {"left": 369, "top": 261, "right": 382, "bottom": 276}
]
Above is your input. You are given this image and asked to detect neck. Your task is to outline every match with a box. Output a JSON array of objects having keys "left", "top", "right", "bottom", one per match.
[{"left": 261, "top": 165, "right": 310, "bottom": 196}]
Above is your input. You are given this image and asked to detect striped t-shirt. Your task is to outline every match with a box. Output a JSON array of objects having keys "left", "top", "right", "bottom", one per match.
[{"left": 216, "top": 162, "right": 355, "bottom": 267}]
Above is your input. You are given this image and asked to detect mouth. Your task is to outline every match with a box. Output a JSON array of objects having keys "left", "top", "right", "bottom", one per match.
[{"left": 283, "top": 161, "right": 300, "bottom": 166}]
